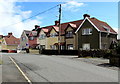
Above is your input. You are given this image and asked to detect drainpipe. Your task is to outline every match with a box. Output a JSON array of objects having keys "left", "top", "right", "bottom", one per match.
[{"left": 99, "top": 32, "right": 102, "bottom": 49}]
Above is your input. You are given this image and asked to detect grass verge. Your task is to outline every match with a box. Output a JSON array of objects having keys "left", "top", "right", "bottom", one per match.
[{"left": 0, "top": 60, "right": 3, "bottom": 65}]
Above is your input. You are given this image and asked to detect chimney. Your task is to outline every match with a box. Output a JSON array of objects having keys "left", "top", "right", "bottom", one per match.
[
  {"left": 8, "top": 32, "right": 12, "bottom": 36},
  {"left": 35, "top": 25, "right": 40, "bottom": 29},
  {"left": 83, "top": 14, "right": 90, "bottom": 19},
  {"left": 55, "top": 20, "right": 59, "bottom": 26}
]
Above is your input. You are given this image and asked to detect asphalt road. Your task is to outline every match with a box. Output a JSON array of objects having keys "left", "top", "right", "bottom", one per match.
[{"left": 1, "top": 53, "right": 118, "bottom": 83}]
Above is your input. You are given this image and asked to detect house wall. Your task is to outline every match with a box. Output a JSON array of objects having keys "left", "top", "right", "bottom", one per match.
[
  {"left": 46, "top": 29, "right": 58, "bottom": 49},
  {"left": 38, "top": 30, "right": 46, "bottom": 48},
  {"left": 78, "top": 20, "right": 100, "bottom": 49},
  {"left": 0, "top": 39, "right": 2, "bottom": 51},
  {"left": 28, "top": 37, "right": 37, "bottom": 48},
  {"left": 19, "top": 31, "right": 29, "bottom": 49},
  {"left": 101, "top": 32, "right": 117, "bottom": 49},
  {"left": 65, "top": 26, "right": 78, "bottom": 50},
  {"left": 1, "top": 38, "right": 7, "bottom": 50}
]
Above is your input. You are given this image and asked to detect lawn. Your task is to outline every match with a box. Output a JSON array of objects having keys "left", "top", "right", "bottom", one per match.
[{"left": 0, "top": 60, "right": 2, "bottom": 65}]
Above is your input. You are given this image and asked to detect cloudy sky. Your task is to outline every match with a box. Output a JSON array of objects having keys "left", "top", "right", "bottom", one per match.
[{"left": 0, "top": 0, "right": 119, "bottom": 39}]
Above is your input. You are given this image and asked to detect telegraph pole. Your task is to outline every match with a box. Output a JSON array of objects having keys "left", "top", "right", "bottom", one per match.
[{"left": 58, "top": 4, "right": 61, "bottom": 54}]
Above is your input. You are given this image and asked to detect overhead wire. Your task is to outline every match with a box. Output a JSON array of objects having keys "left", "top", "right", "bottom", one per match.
[{"left": 0, "top": 4, "right": 59, "bottom": 29}]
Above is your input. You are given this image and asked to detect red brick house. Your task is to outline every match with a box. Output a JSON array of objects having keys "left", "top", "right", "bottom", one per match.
[{"left": 1, "top": 33, "right": 20, "bottom": 50}]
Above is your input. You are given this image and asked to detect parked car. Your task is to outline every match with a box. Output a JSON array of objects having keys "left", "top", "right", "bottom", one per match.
[{"left": 8, "top": 50, "right": 17, "bottom": 53}]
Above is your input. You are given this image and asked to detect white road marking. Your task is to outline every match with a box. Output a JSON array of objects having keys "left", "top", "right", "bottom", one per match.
[{"left": 9, "top": 56, "right": 32, "bottom": 84}]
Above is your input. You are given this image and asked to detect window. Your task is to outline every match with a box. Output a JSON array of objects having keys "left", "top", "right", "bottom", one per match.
[
  {"left": 40, "top": 45, "right": 45, "bottom": 49},
  {"left": 21, "top": 37, "right": 26, "bottom": 41},
  {"left": 82, "top": 28, "right": 92, "bottom": 35},
  {"left": 29, "top": 37, "right": 34, "bottom": 40},
  {"left": 67, "top": 44, "right": 73, "bottom": 50},
  {"left": 66, "top": 31, "right": 73, "bottom": 38},
  {"left": 82, "top": 43, "right": 90, "bottom": 50},
  {"left": 39, "top": 34, "right": 46, "bottom": 39},
  {"left": 50, "top": 33, "right": 57, "bottom": 37},
  {"left": 50, "top": 45, "right": 56, "bottom": 50}
]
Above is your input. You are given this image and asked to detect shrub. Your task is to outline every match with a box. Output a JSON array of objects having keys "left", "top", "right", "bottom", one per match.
[{"left": 116, "top": 43, "right": 120, "bottom": 54}]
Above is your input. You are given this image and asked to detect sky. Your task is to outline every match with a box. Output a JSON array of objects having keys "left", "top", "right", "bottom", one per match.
[{"left": 0, "top": 0, "right": 119, "bottom": 39}]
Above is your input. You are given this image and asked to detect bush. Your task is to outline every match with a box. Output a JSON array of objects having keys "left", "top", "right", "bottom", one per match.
[
  {"left": 78, "top": 49, "right": 112, "bottom": 58},
  {"left": 116, "top": 43, "right": 120, "bottom": 54}
]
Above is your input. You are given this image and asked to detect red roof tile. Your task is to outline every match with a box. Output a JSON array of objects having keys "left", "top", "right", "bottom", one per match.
[
  {"left": 38, "top": 16, "right": 116, "bottom": 36},
  {"left": 4, "top": 35, "right": 20, "bottom": 45},
  {"left": 89, "top": 18, "right": 117, "bottom": 34}
]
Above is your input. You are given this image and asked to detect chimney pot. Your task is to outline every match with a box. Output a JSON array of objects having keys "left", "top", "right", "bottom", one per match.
[
  {"left": 8, "top": 32, "right": 12, "bottom": 36},
  {"left": 83, "top": 14, "right": 90, "bottom": 19},
  {"left": 35, "top": 25, "right": 40, "bottom": 29},
  {"left": 55, "top": 20, "right": 59, "bottom": 26}
]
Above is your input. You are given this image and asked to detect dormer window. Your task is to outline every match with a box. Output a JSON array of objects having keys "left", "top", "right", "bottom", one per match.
[
  {"left": 82, "top": 28, "right": 92, "bottom": 35},
  {"left": 103, "top": 26, "right": 110, "bottom": 32}
]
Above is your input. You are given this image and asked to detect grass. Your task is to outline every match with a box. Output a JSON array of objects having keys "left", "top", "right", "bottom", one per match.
[{"left": 0, "top": 60, "right": 3, "bottom": 65}]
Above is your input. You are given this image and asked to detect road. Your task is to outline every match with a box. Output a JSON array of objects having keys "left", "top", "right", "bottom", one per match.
[{"left": 1, "top": 53, "right": 118, "bottom": 83}]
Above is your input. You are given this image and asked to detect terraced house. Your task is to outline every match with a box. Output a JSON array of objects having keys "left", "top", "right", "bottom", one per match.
[
  {"left": 75, "top": 14, "right": 117, "bottom": 50},
  {"left": 38, "top": 27, "right": 50, "bottom": 49},
  {"left": 1, "top": 33, "right": 20, "bottom": 50},
  {"left": 20, "top": 14, "right": 117, "bottom": 51},
  {"left": 20, "top": 25, "right": 41, "bottom": 49},
  {"left": 0, "top": 35, "right": 3, "bottom": 51},
  {"left": 38, "top": 21, "right": 64, "bottom": 50},
  {"left": 37, "top": 14, "right": 117, "bottom": 50},
  {"left": 19, "top": 30, "right": 31, "bottom": 49}
]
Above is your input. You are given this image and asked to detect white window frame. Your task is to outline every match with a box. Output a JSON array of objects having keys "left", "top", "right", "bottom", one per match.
[
  {"left": 82, "top": 28, "right": 92, "bottom": 35},
  {"left": 50, "top": 33, "right": 57, "bottom": 37},
  {"left": 29, "top": 36, "right": 34, "bottom": 40},
  {"left": 66, "top": 31, "right": 73, "bottom": 38},
  {"left": 39, "top": 34, "right": 46, "bottom": 39}
]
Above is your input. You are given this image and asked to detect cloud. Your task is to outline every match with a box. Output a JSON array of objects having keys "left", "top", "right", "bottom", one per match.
[
  {"left": 113, "top": 27, "right": 118, "bottom": 33},
  {"left": 62, "top": 1, "right": 85, "bottom": 12},
  {"left": 0, "top": 0, "right": 42, "bottom": 38}
]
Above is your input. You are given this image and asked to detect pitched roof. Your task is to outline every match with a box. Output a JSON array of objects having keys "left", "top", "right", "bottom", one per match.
[
  {"left": 76, "top": 17, "right": 117, "bottom": 34},
  {"left": 38, "top": 15, "right": 117, "bottom": 36},
  {"left": 4, "top": 35, "right": 20, "bottom": 45},
  {"left": 29, "top": 31, "right": 37, "bottom": 37},
  {"left": 24, "top": 30, "right": 31, "bottom": 36},
  {"left": 60, "top": 20, "right": 83, "bottom": 35},
  {"left": 89, "top": 17, "right": 117, "bottom": 34}
]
